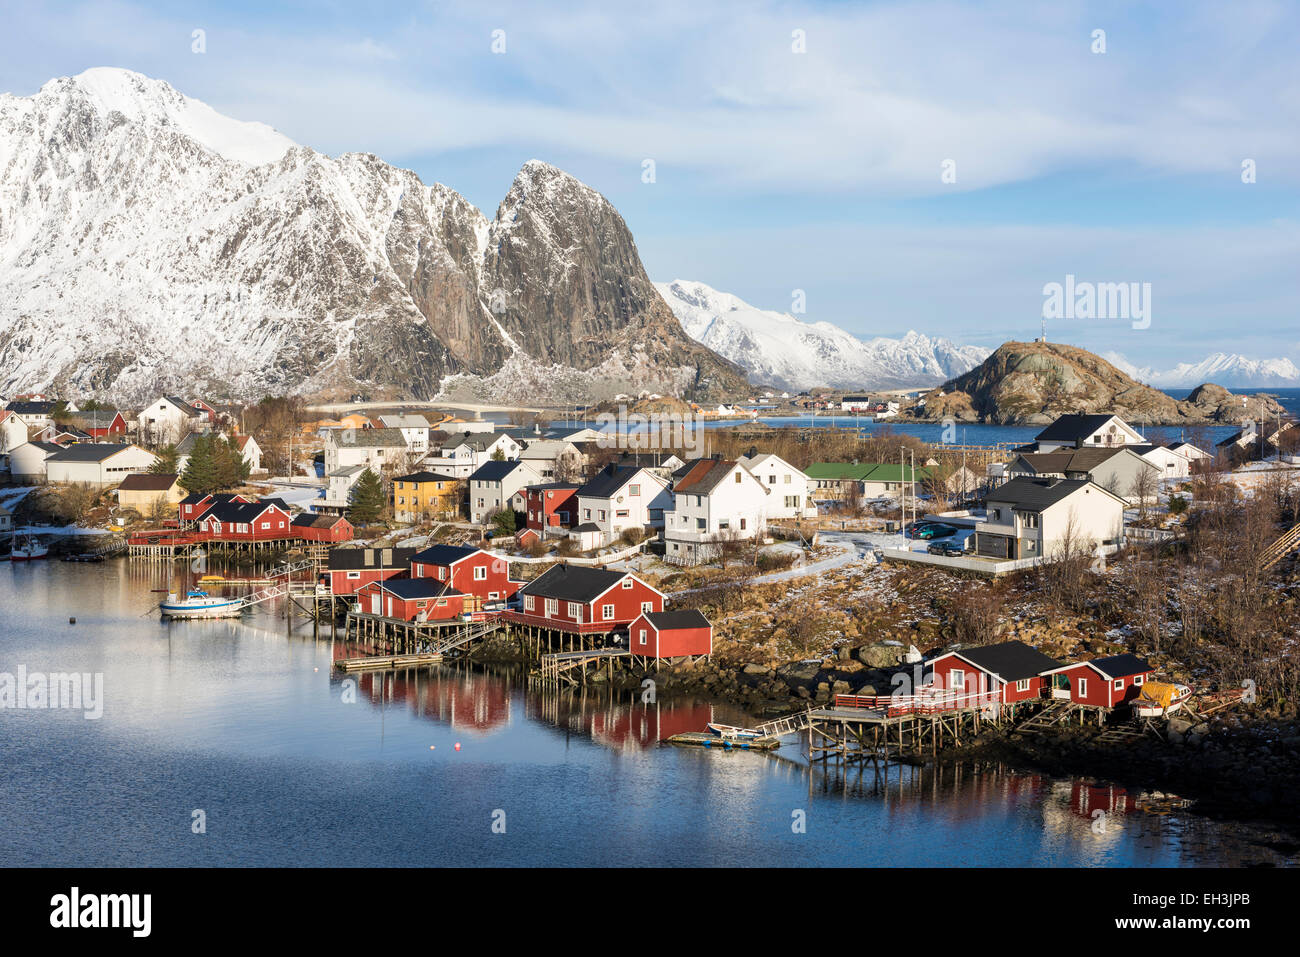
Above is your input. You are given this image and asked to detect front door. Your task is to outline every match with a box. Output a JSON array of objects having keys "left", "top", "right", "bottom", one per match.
[{"left": 370, "top": 594, "right": 381, "bottom": 615}]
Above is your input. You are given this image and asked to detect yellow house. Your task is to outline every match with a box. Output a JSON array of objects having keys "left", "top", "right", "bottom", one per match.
[
  {"left": 115, "top": 472, "right": 184, "bottom": 517},
  {"left": 392, "top": 470, "right": 461, "bottom": 522}
]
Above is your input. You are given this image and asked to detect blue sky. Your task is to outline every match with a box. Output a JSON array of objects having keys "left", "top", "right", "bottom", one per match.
[{"left": 2, "top": 0, "right": 1298, "bottom": 368}]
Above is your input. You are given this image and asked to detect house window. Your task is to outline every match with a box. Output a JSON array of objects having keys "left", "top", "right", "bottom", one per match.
[
  {"left": 1114, "top": 678, "right": 1124, "bottom": 690},
  {"left": 641, "top": 601, "right": 653, "bottom": 614},
  {"left": 629, "top": 484, "right": 640, "bottom": 496},
  {"left": 1078, "top": 677, "right": 1088, "bottom": 697},
  {"left": 950, "top": 669, "right": 965, "bottom": 690},
  {"left": 474, "top": 566, "right": 487, "bottom": 580},
  {"left": 524, "top": 595, "right": 535, "bottom": 611},
  {"left": 734, "top": 472, "right": 741, "bottom": 483},
  {"left": 438, "top": 567, "right": 447, "bottom": 580},
  {"left": 346, "top": 571, "right": 360, "bottom": 580},
  {"left": 1016, "top": 679, "right": 1031, "bottom": 692},
  {"left": 568, "top": 601, "right": 582, "bottom": 619},
  {"left": 584, "top": 509, "right": 591, "bottom": 520},
  {"left": 545, "top": 598, "right": 558, "bottom": 617},
  {"left": 260, "top": 522, "right": 270, "bottom": 529},
  {"left": 638, "top": 629, "right": 647, "bottom": 646},
  {"left": 621, "top": 580, "right": 633, "bottom": 589},
  {"left": 739, "top": 518, "right": 747, "bottom": 530},
  {"left": 1134, "top": 674, "right": 1144, "bottom": 685},
  {"left": 599, "top": 510, "right": 606, "bottom": 521}
]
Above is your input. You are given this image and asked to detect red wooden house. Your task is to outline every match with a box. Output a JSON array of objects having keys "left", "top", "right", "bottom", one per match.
[
  {"left": 924, "top": 641, "right": 1063, "bottom": 706},
  {"left": 525, "top": 482, "right": 580, "bottom": 533},
  {"left": 409, "top": 544, "right": 521, "bottom": 603},
  {"left": 189, "top": 399, "right": 218, "bottom": 424},
  {"left": 504, "top": 564, "right": 665, "bottom": 634},
  {"left": 68, "top": 410, "right": 127, "bottom": 440},
  {"left": 1041, "top": 654, "right": 1154, "bottom": 708},
  {"left": 179, "top": 492, "right": 255, "bottom": 524},
  {"left": 354, "top": 578, "right": 468, "bottom": 622},
  {"left": 196, "top": 501, "right": 292, "bottom": 541},
  {"left": 290, "top": 512, "right": 354, "bottom": 543},
  {"left": 322, "top": 547, "right": 420, "bottom": 596},
  {"left": 627, "top": 609, "right": 712, "bottom": 659}
]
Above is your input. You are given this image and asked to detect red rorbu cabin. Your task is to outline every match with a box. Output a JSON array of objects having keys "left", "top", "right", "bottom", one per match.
[
  {"left": 924, "top": 641, "right": 1063, "bottom": 706},
  {"left": 409, "top": 545, "right": 521, "bottom": 603},
  {"left": 627, "top": 610, "right": 712, "bottom": 659},
  {"left": 322, "top": 547, "right": 420, "bottom": 596},
  {"left": 290, "top": 512, "right": 354, "bottom": 543},
  {"left": 505, "top": 564, "right": 665, "bottom": 634},
  {"left": 195, "top": 501, "right": 292, "bottom": 541},
  {"left": 179, "top": 492, "right": 255, "bottom": 524},
  {"left": 1041, "top": 654, "right": 1155, "bottom": 708},
  {"left": 354, "top": 578, "right": 468, "bottom": 622}
]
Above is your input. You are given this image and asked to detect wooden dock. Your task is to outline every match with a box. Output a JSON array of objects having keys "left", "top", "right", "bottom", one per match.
[
  {"left": 335, "top": 652, "right": 444, "bottom": 672},
  {"left": 534, "top": 648, "right": 629, "bottom": 686},
  {"left": 665, "top": 731, "right": 781, "bottom": 751}
]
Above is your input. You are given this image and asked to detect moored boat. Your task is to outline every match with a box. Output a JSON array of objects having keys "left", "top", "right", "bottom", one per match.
[
  {"left": 160, "top": 589, "right": 245, "bottom": 619},
  {"left": 1132, "top": 681, "right": 1192, "bottom": 718},
  {"left": 706, "top": 722, "right": 766, "bottom": 740},
  {"left": 10, "top": 537, "right": 49, "bottom": 561}
]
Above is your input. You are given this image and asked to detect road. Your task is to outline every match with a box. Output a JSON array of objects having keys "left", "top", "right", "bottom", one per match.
[{"left": 305, "top": 399, "right": 550, "bottom": 415}]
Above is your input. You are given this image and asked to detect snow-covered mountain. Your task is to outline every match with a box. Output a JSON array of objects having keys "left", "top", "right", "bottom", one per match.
[
  {"left": 1104, "top": 352, "right": 1300, "bottom": 389},
  {"left": 0, "top": 69, "right": 744, "bottom": 404},
  {"left": 655, "top": 280, "right": 989, "bottom": 391}
]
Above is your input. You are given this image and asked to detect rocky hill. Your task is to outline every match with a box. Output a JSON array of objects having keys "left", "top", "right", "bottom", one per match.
[
  {"left": 908, "top": 341, "right": 1286, "bottom": 425},
  {"left": 0, "top": 69, "right": 745, "bottom": 405}
]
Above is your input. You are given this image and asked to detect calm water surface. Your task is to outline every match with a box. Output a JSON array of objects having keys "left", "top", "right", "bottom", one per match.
[{"left": 0, "top": 561, "right": 1290, "bottom": 867}]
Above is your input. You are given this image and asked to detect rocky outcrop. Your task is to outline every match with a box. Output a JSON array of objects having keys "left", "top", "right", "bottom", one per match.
[{"left": 908, "top": 341, "right": 1286, "bottom": 425}]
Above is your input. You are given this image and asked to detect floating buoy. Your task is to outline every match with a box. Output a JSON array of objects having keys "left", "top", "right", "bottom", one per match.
[
  {"left": 429, "top": 745, "right": 436, "bottom": 750},
  {"left": 69, "top": 618, "right": 76, "bottom": 624},
  {"left": 454, "top": 742, "right": 461, "bottom": 751},
  {"left": 313, "top": 667, "right": 318, "bottom": 672}
]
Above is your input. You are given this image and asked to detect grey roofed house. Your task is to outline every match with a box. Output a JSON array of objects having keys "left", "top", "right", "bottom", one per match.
[
  {"left": 934, "top": 640, "right": 1064, "bottom": 682},
  {"left": 164, "top": 396, "right": 203, "bottom": 416},
  {"left": 518, "top": 563, "right": 629, "bottom": 602},
  {"left": 576, "top": 463, "right": 645, "bottom": 499},
  {"left": 376, "top": 413, "right": 430, "bottom": 429},
  {"left": 5, "top": 400, "right": 58, "bottom": 416},
  {"left": 66, "top": 410, "right": 122, "bottom": 430},
  {"left": 46, "top": 442, "right": 136, "bottom": 462},
  {"left": 436, "top": 430, "right": 516, "bottom": 452},
  {"left": 332, "top": 427, "right": 410, "bottom": 448},
  {"left": 468, "top": 459, "right": 530, "bottom": 483},
  {"left": 392, "top": 470, "right": 458, "bottom": 484},
  {"left": 984, "top": 476, "right": 1097, "bottom": 511},
  {"left": 325, "top": 547, "right": 420, "bottom": 571}
]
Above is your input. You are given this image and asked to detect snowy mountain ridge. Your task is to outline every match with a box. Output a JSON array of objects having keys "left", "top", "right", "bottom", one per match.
[
  {"left": 655, "top": 279, "right": 990, "bottom": 391},
  {"left": 1103, "top": 351, "right": 1300, "bottom": 389}
]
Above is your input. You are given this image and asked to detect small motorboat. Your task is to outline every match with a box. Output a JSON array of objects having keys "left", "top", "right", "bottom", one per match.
[
  {"left": 1132, "top": 681, "right": 1193, "bottom": 718},
  {"left": 10, "top": 537, "right": 49, "bottom": 561},
  {"left": 160, "top": 589, "right": 245, "bottom": 620},
  {"left": 706, "top": 722, "right": 767, "bottom": 741}
]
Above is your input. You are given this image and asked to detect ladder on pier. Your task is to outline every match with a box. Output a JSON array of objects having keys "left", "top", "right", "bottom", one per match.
[
  {"left": 1259, "top": 522, "right": 1300, "bottom": 571},
  {"left": 426, "top": 619, "right": 502, "bottom": 656},
  {"left": 1015, "top": 699, "right": 1075, "bottom": 734},
  {"left": 89, "top": 534, "right": 128, "bottom": 557},
  {"left": 753, "top": 709, "right": 816, "bottom": 737}
]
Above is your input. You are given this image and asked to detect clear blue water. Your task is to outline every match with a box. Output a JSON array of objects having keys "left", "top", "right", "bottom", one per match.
[{"left": 0, "top": 561, "right": 1287, "bottom": 866}]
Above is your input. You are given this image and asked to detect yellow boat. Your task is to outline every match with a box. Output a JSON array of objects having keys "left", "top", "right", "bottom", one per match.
[
  {"left": 198, "top": 575, "right": 226, "bottom": 583},
  {"left": 1133, "top": 681, "right": 1192, "bottom": 718}
]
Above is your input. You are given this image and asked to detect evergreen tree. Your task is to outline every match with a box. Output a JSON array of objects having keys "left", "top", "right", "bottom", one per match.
[
  {"left": 211, "top": 436, "right": 250, "bottom": 489},
  {"left": 150, "top": 444, "right": 179, "bottom": 474},
  {"left": 179, "top": 435, "right": 219, "bottom": 495},
  {"left": 491, "top": 508, "right": 516, "bottom": 536},
  {"left": 348, "top": 468, "right": 386, "bottom": 525}
]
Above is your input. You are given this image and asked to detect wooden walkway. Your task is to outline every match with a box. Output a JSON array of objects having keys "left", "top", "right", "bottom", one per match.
[
  {"left": 534, "top": 648, "right": 629, "bottom": 686},
  {"left": 335, "top": 652, "right": 443, "bottom": 672},
  {"left": 1260, "top": 522, "right": 1300, "bottom": 571}
]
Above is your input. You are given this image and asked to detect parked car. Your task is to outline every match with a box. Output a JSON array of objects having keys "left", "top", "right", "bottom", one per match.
[
  {"left": 914, "top": 523, "right": 958, "bottom": 540},
  {"left": 904, "top": 520, "right": 941, "bottom": 539},
  {"left": 928, "top": 536, "right": 973, "bottom": 557}
]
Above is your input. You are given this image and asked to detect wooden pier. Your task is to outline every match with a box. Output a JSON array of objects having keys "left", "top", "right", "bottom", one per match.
[
  {"left": 335, "top": 652, "right": 444, "bottom": 672},
  {"left": 534, "top": 648, "right": 630, "bottom": 686}
]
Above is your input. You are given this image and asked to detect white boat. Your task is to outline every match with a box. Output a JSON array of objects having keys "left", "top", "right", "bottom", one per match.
[
  {"left": 160, "top": 589, "right": 245, "bottom": 619},
  {"left": 1132, "top": 681, "right": 1193, "bottom": 718},
  {"left": 706, "top": 722, "right": 767, "bottom": 740},
  {"left": 10, "top": 537, "right": 49, "bottom": 561}
]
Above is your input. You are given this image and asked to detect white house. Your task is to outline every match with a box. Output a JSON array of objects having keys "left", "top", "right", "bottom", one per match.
[
  {"left": 423, "top": 431, "right": 522, "bottom": 478},
  {"left": 138, "top": 396, "right": 208, "bottom": 445},
  {"left": 0, "top": 410, "right": 29, "bottom": 454},
  {"left": 572, "top": 464, "right": 672, "bottom": 547},
  {"left": 324, "top": 427, "right": 415, "bottom": 475},
  {"left": 7, "top": 441, "right": 62, "bottom": 483},
  {"left": 318, "top": 465, "right": 367, "bottom": 514},
  {"left": 4, "top": 400, "right": 69, "bottom": 429},
  {"left": 737, "top": 451, "right": 818, "bottom": 520},
  {"left": 45, "top": 443, "right": 159, "bottom": 487},
  {"left": 234, "top": 434, "right": 263, "bottom": 474},
  {"left": 975, "top": 477, "right": 1126, "bottom": 562},
  {"left": 1167, "top": 441, "right": 1212, "bottom": 467},
  {"left": 376, "top": 414, "right": 431, "bottom": 454},
  {"left": 467, "top": 459, "right": 541, "bottom": 524},
  {"left": 518, "top": 439, "right": 585, "bottom": 481},
  {"left": 1029, "top": 413, "right": 1146, "bottom": 453},
  {"left": 663, "top": 457, "right": 770, "bottom": 565},
  {"left": 1131, "top": 444, "right": 1195, "bottom": 481}
]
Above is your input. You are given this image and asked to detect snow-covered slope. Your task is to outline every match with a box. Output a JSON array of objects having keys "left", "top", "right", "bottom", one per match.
[
  {"left": 656, "top": 279, "right": 989, "bottom": 390},
  {"left": 1104, "top": 352, "right": 1300, "bottom": 389},
  {"left": 0, "top": 69, "right": 743, "bottom": 404}
]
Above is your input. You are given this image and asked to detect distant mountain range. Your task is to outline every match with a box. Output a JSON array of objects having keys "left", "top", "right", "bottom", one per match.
[
  {"left": 1104, "top": 352, "right": 1300, "bottom": 389},
  {"left": 655, "top": 279, "right": 989, "bottom": 391}
]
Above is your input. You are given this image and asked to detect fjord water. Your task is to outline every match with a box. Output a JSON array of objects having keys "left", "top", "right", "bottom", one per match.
[{"left": 0, "top": 561, "right": 1286, "bottom": 867}]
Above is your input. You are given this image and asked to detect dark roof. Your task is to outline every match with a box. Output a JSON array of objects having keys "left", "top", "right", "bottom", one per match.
[
  {"left": 410, "top": 544, "right": 482, "bottom": 566},
  {"left": 377, "top": 578, "right": 464, "bottom": 600},
  {"left": 165, "top": 395, "right": 202, "bottom": 415},
  {"left": 577, "top": 464, "right": 644, "bottom": 499},
  {"left": 573, "top": 521, "right": 601, "bottom": 532},
  {"left": 67, "top": 410, "right": 123, "bottom": 429},
  {"left": 291, "top": 513, "right": 349, "bottom": 528},
  {"left": 393, "top": 470, "right": 458, "bottom": 484},
  {"left": 520, "top": 564, "right": 629, "bottom": 602},
  {"left": 943, "top": 641, "right": 1063, "bottom": 682},
  {"left": 27, "top": 441, "right": 63, "bottom": 454},
  {"left": 985, "top": 477, "right": 1096, "bottom": 511},
  {"left": 469, "top": 459, "right": 530, "bottom": 483},
  {"left": 1011, "top": 447, "right": 1138, "bottom": 477},
  {"left": 1088, "top": 653, "right": 1153, "bottom": 678},
  {"left": 643, "top": 609, "right": 711, "bottom": 631},
  {"left": 117, "top": 472, "right": 178, "bottom": 491},
  {"left": 526, "top": 481, "right": 582, "bottom": 491},
  {"left": 5, "top": 400, "right": 57, "bottom": 415},
  {"left": 46, "top": 443, "right": 138, "bottom": 462},
  {"left": 326, "top": 547, "right": 420, "bottom": 571},
  {"left": 179, "top": 492, "right": 248, "bottom": 506},
  {"left": 1034, "top": 414, "right": 1124, "bottom": 443},
  {"left": 197, "top": 501, "right": 284, "bottom": 523}
]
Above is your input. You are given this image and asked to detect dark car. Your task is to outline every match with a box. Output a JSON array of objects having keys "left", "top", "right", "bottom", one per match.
[
  {"left": 904, "top": 520, "right": 941, "bottom": 539},
  {"left": 928, "top": 536, "right": 972, "bottom": 557}
]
